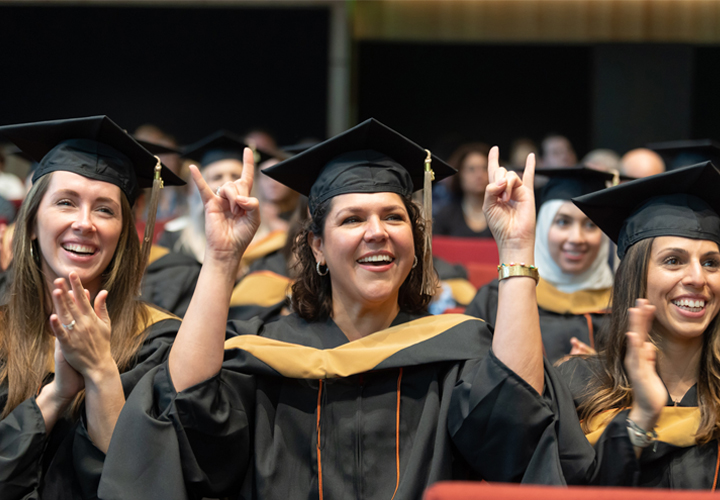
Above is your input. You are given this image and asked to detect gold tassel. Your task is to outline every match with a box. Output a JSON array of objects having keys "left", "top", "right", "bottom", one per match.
[
  {"left": 422, "top": 149, "right": 436, "bottom": 296},
  {"left": 139, "top": 157, "right": 164, "bottom": 285}
]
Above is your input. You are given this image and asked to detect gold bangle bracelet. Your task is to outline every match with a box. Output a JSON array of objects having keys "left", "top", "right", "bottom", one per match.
[{"left": 497, "top": 263, "right": 539, "bottom": 285}]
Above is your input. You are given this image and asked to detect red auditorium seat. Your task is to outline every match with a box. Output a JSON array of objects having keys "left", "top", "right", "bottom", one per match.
[
  {"left": 432, "top": 236, "right": 499, "bottom": 289},
  {"left": 423, "top": 482, "right": 716, "bottom": 500}
]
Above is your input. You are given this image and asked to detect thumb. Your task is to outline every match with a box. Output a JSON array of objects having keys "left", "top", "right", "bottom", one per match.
[{"left": 94, "top": 290, "right": 110, "bottom": 325}]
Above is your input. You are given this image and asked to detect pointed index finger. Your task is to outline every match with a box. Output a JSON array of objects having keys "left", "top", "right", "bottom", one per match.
[
  {"left": 241, "top": 147, "right": 255, "bottom": 195},
  {"left": 522, "top": 153, "right": 536, "bottom": 192},
  {"left": 488, "top": 146, "right": 500, "bottom": 183}
]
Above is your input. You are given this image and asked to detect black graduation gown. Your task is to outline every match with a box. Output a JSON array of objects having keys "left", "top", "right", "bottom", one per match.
[
  {"left": 0, "top": 305, "right": 180, "bottom": 500},
  {"left": 432, "top": 200, "right": 494, "bottom": 239},
  {"left": 246, "top": 251, "right": 288, "bottom": 277},
  {"left": 227, "top": 271, "right": 291, "bottom": 323},
  {"left": 465, "top": 279, "right": 610, "bottom": 364},
  {"left": 141, "top": 248, "right": 202, "bottom": 318},
  {"left": 155, "top": 229, "right": 181, "bottom": 255},
  {"left": 98, "top": 312, "right": 566, "bottom": 499},
  {"left": 554, "top": 356, "right": 720, "bottom": 489}
]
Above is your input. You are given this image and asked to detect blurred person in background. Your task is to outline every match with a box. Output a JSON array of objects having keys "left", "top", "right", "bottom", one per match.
[
  {"left": 0, "top": 147, "right": 25, "bottom": 202},
  {"left": 433, "top": 142, "right": 493, "bottom": 238},
  {"left": 582, "top": 148, "right": 621, "bottom": 173},
  {"left": 510, "top": 138, "right": 538, "bottom": 170},
  {"left": 540, "top": 133, "right": 577, "bottom": 168},
  {"left": 620, "top": 148, "right": 666, "bottom": 178},
  {"left": 134, "top": 124, "right": 188, "bottom": 222},
  {"left": 256, "top": 157, "right": 301, "bottom": 233}
]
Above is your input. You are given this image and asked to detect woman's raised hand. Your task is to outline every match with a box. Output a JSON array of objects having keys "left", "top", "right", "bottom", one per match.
[
  {"left": 48, "top": 273, "right": 115, "bottom": 380},
  {"left": 191, "top": 147, "right": 261, "bottom": 262},
  {"left": 625, "top": 299, "right": 666, "bottom": 432},
  {"left": 483, "top": 147, "right": 536, "bottom": 260}
]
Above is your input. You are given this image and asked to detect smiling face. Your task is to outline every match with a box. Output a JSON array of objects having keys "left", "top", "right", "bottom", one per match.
[
  {"left": 33, "top": 171, "right": 123, "bottom": 296},
  {"left": 310, "top": 192, "right": 415, "bottom": 312},
  {"left": 646, "top": 236, "right": 720, "bottom": 344},
  {"left": 546, "top": 202, "right": 603, "bottom": 275}
]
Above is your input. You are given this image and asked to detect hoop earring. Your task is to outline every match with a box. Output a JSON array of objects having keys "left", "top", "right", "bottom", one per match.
[
  {"left": 316, "top": 261, "right": 329, "bottom": 276},
  {"left": 30, "top": 240, "right": 39, "bottom": 263},
  {"left": 412, "top": 255, "right": 418, "bottom": 269}
]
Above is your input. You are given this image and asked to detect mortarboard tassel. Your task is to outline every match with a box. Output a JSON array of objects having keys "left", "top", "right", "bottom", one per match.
[
  {"left": 139, "top": 157, "right": 164, "bottom": 285},
  {"left": 422, "top": 149, "right": 436, "bottom": 296}
]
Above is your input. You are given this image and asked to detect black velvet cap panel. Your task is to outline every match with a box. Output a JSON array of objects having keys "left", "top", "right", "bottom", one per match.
[
  {"left": 261, "top": 118, "right": 455, "bottom": 215},
  {"left": 647, "top": 139, "right": 720, "bottom": 171},
  {"left": 536, "top": 166, "right": 618, "bottom": 206},
  {"left": 573, "top": 162, "right": 720, "bottom": 258},
  {"left": 0, "top": 115, "right": 184, "bottom": 205}
]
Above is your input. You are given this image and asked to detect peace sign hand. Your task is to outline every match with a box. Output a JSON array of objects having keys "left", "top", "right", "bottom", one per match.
[
  {"left": 483, "top": 147, "right": 536, "bottom": 261},
  {"left": 192, "top": 147, "right": 261, "bottom": 263}
]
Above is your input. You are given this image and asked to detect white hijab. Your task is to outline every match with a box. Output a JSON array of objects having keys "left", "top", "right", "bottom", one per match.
[{"left": 534, "top": 199, "right": 614, "bottom": 294}]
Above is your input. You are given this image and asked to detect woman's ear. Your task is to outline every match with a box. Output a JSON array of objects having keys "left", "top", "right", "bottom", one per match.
[{"left": 308, "top": 231, "right": 324, "bottom": 264}]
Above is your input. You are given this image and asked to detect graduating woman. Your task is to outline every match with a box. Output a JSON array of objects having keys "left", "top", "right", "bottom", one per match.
[
  {"left": 465, "top": 167, "right": 616, "bottom": 363},
  {"left": 550, "top": 162, "right": 720, "bottom": 488},
  {"left": 99, "top": 118, "right": 557, "bottom": 499},
  {"left": 0, "top": 116, "right": 184, "bottom": 499}
]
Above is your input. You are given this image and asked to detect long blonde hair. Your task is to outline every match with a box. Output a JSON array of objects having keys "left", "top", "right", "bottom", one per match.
[{"left": 0, "top": 173, "right": 149, "bottom": 417}]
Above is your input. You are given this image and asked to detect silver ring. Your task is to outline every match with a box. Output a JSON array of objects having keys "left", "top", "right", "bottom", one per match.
[
  {"left": 62, "top": 320, "right": 76, "bottom": 331},
  {"left": 216, "top": 187, "right": 221, "bottom": 196}
]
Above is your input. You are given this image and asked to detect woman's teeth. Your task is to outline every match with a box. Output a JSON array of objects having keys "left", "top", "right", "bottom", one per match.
[
  {"left": 63, "top": 243, "right": 95, "bottom": 255},
  {"left": 672, "top": 299, "right": 705, "bottom": 312},
  {"left": 357, "top": 255, "right": 393, "bottom": 264}
]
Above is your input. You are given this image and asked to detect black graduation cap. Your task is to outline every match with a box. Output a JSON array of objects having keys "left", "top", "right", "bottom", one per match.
[
  {"left": 573, "top": 162, "right": 720, "bottom": 259},
  {"left": 536, "top": 166, "right": 619, "bottom": 206},
  {"left": 262, "top": 118, "right": 456, "bottom": 215},
  {"left": 183, "top": 130, "right": 275, "bottom": 168},
  {"left": 647, "top": 139, "right": 720, "bottom": 171},
  {"left": 0, "top": 116, "right": 184, "bottom": 205},
  {"left": 280, "top": 139, "right": 320, "bottom": 156}
]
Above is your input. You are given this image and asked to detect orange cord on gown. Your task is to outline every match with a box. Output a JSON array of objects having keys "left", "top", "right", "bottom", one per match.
[{"left": 316, "top": 380, "right": 324, "bottom": 500}]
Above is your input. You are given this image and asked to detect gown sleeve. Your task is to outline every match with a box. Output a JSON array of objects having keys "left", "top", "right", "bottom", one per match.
[
  {"left": 448, "top": 347, "right": 567, "bottom": 484},
  {"left": 463, "top": 280, "right": 499, "bottom": 325},
  {"left": 69, "top": 316, "right": 181, "bottom": 499},
  {"left": 549, "top": 356, "right": 639, "bottom": 486},
  {"left": 97, "top": 322, "right": 259, "bottom": 500},
  {"left": 0, "top": 392, "right": 48, "bottom": 500}
]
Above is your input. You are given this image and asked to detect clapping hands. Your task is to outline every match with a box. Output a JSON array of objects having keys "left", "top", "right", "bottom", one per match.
[{"left": 625, "top": 299, "right": 665, "bottom": 432}]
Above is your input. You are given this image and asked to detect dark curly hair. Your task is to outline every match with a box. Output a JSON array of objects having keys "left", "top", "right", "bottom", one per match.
[{"left": 290, "top": 195, "right": 435, "bottom": 321}]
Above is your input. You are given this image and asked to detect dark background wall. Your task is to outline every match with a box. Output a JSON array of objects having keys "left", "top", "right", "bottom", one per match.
[
  {"left": 357, "top": 41, "right": 720, "bottom": 160},
  {"left": 356, "top": 42, "right": 592, "bottom": 159},
  {"left": 2, "top": 5, "right": 720, "bottom": 158},
  {"left": 0, "top": 5, "right": 329, "bottom": 145},
  {"left": 592, "top": 44, "right": 695, "bottom": 154}
]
